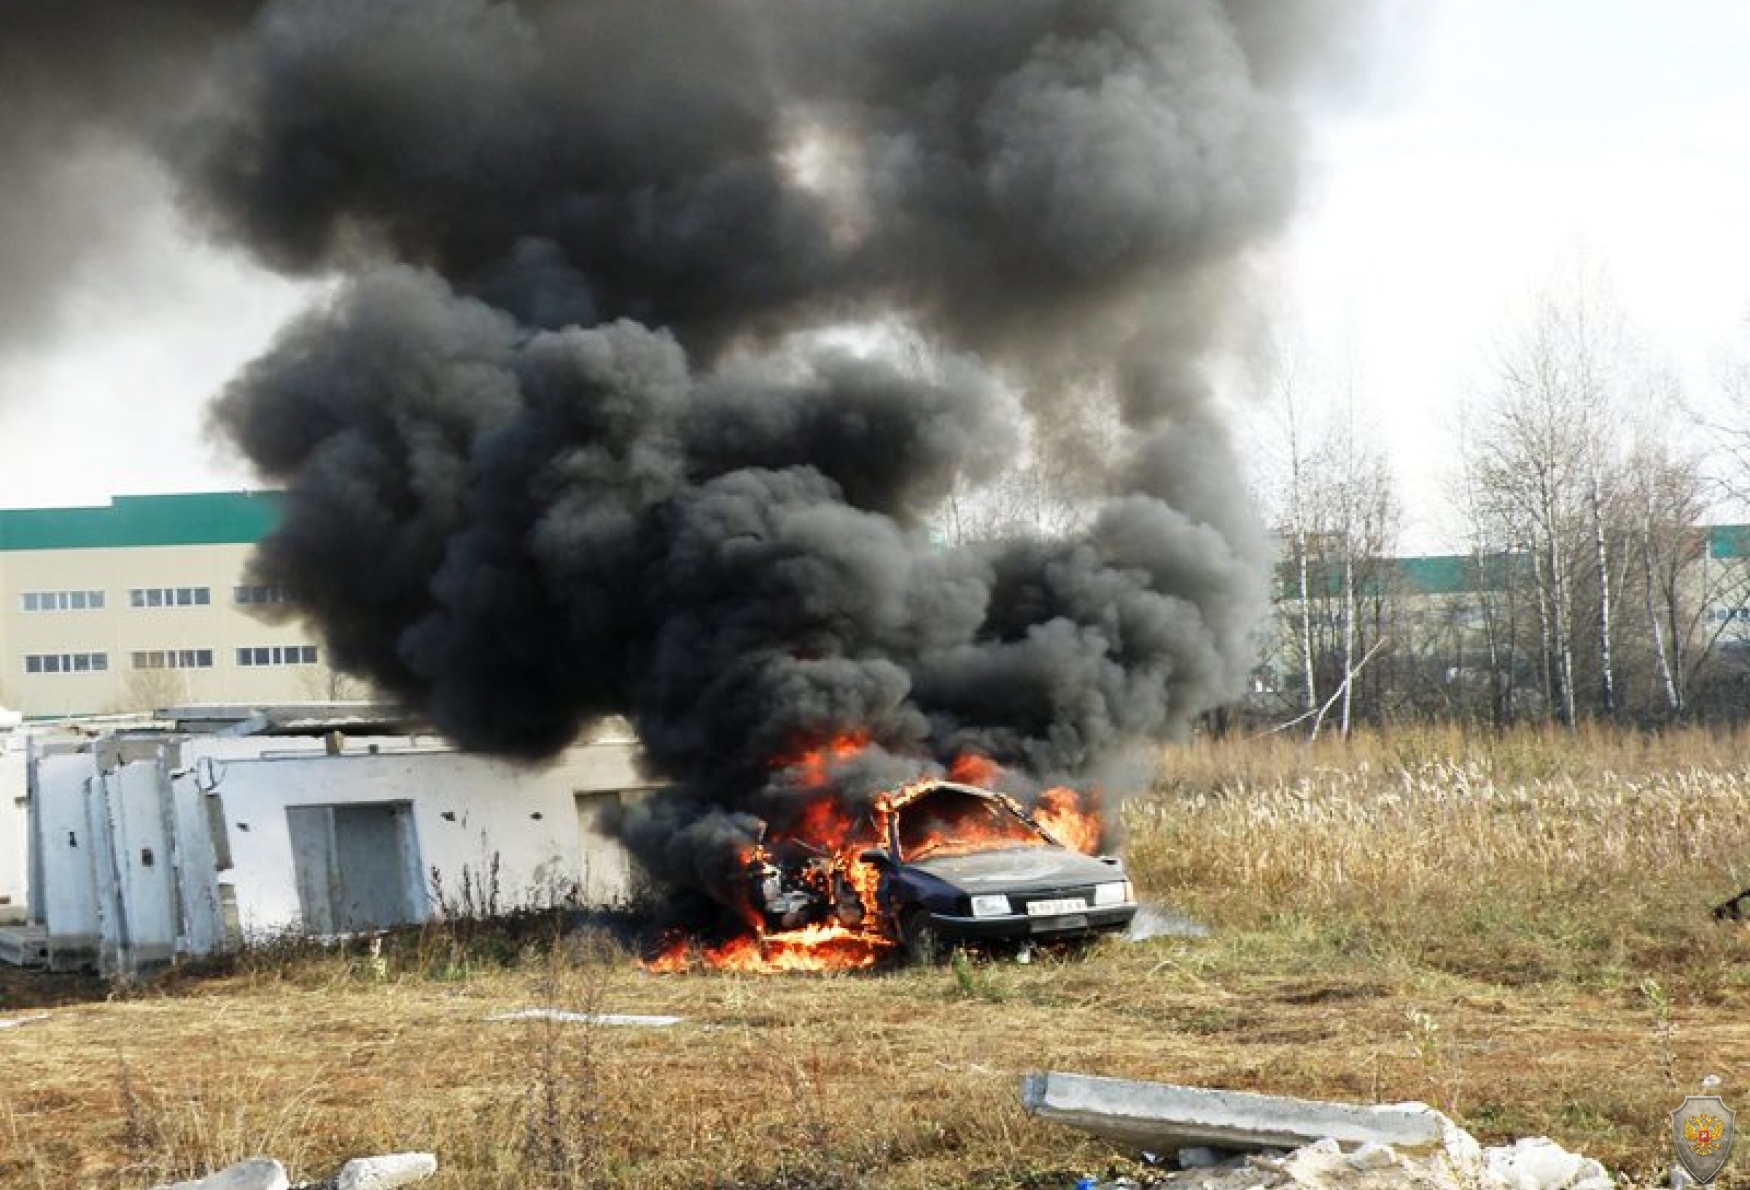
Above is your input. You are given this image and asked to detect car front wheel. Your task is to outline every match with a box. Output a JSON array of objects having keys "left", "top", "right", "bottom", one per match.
[{"left": 900, "top": 909, "right": 944, "bottom": 967}]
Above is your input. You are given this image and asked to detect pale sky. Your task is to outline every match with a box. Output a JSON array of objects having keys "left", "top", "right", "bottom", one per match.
[
  {"left": 1281, "top": 0, "right": 1750, "bottom": 550},
  {"left": 3, "top": 0, "right": 1748, "bottom": 557}
]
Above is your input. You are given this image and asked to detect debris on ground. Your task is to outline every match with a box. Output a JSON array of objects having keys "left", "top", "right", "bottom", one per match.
[
  {"left": 328, "top": 1153, "right": 439, "bottom": 1190},
  {"left": 148, "top": 1152, "right": 437, "bottom": 1190},
  {"left": 1482, "top": 1138, "right": 1613, "bottom": 1190},
  {"left": 484, "top": 1007, "right": 684, "bottom": 1027},
  {"left": 1114, "top": 1132, "right": 1612, "bottom": 1190},
  {"left": 0, "top": 1013, "right": 48, "bottom": 1029},
  {"left": 1024, "top": 1074, "right": 1614, "bottom": 1190},
  {"left": 152, "top": 1159, "right": 289, "bottom": 1190}
]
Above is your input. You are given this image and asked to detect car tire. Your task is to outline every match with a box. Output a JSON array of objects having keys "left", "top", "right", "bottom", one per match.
[{"left": 901, "top": 909, "right": 944, "bottom": 967}]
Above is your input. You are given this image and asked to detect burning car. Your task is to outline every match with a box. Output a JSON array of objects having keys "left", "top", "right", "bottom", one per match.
[{"left": 750, "top": 779, "right": 1137, "bottom": 965}]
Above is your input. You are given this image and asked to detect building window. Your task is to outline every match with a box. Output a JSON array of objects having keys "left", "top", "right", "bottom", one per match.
[
  {"left": 234, "top": 585, "right": 298, "bottom": 605},
  {"left": 129, "top": 587, "right": 211, "bottom": 608},
  {"left": 24, "top": 652, "right": 108, "bottom": 675},
  {"left": 237, "top": 645, "right": 319, "bottom": 667},
  {"left": 132, "top": 649, "right": 215, "bottom": 671},
  {"left": 20, "top": 590, "right": 105, "bottom": 612}
]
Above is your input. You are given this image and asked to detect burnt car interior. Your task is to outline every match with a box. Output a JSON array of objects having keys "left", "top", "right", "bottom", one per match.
[{"left": 895, "top": 787, "right": 1053, "bottom": 861}]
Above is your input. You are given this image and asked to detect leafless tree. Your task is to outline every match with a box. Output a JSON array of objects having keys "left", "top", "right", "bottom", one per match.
[
  {"left": 1261, "top": 344, "right": 1321, "bottom": 717},
  {"left": 1700, "top": 316, "right": 1750, "bottom": 510},
  {"left": 1252, "top": 339, "right": 1400, "bottom": 735},
  {"left": 1308, "top": 405, "right": 1398, "bottom": 737},
  {"left": 1463, "top": 265, "right": 1639, "bottom": 725},
  {"left": 1451, "top": 425, "right": 1530, "bottom": 726},
  {"left": 1618, "top": 434, "right": 1750, "bottom": 718}
]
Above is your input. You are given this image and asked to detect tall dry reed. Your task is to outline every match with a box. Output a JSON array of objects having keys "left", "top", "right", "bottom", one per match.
[{"left": 1126, "top": 725, "right": 1750, "bottom": 982}]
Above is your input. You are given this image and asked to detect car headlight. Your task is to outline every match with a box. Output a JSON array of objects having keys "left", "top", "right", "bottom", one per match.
[
  {"left": 1093, "top": 880, "right": 1133, "bottom": 907},
  {"left": 969, "top": 894, "right": 1013, "bottom": 918}
]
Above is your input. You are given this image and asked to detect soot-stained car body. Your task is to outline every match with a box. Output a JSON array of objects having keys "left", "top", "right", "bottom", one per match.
[{"left": 859, "top": 781, "right": 1137, "bottom": 962}]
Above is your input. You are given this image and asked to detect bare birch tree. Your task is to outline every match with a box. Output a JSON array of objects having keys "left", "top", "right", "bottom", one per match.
[
  {"left": 1253, "top": 338, "right": 1399, "bottom": 734},
  {"left": 1464, "top": 265, "right": 1636, "bottom": 725},
  {"left": 1620, "top": 435, "right": 1750, "bottom": 718}
]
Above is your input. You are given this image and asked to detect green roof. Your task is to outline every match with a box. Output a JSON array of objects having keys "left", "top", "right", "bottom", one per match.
[
  {"left": 1397, "top": 553, "right": 1533, "bottom": 596},
  {"left": 1711, "top": 525, "right": 1750, "bottom": 560},
  {"left": 1279, "top": 551, "right": 1535, "bottom": 599},
  {"left": 0, "top": 492, "right": 281, "bottom": 552},
  {"left": 1396, "top": 555, "right": 1469, "bottom": 596}
]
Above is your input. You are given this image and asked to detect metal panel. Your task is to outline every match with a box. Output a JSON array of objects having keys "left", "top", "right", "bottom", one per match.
[
  {"left": 169, "top": 775, "right": 226, "bottom": 955},
  {"left": 86, "top": 771, "right": 126, "bottom": 973},
  {"left": 35, "top": 753, "right": 101, "bottom": 969},
  {"left": 331, "top": 803, "right": 421, "bottom": 931},
  {"left": 105, "top": 760, "right": 179, "bottom": 974},
  {"left": 286, "top": 805, "right": 338, "bottom": 935}
]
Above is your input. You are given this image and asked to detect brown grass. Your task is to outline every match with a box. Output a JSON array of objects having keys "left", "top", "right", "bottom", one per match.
[
  {"left": 1129, "top": 723, "right": 1750, "bottom": 988},
  {"left": 4, "top": 725, "right": 1750, "bottom": 1189}
]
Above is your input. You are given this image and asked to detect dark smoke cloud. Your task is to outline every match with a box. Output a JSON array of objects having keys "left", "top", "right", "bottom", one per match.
[
  {"left": 184, "top": 0, "right": 1365, "bottom": 906},
  {"left": 0, "top": 1, "right": 261, "bottom": 358}
]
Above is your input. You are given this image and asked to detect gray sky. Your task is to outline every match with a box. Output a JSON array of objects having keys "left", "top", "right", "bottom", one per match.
[
  {"left": 4, "top": 0, "right": 1748, "bottom": 556},
  {"left": 0, "top": 140, "right": 318, "bottom": 508}
]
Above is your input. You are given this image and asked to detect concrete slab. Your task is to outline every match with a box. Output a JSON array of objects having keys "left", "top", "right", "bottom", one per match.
[
  {"left": 152, "top": 1157, "right": 288, "bottom": 1190},
  {"left": 485, "top": 1008, "right": 684, "bottom": 1028},
  {"left": 336, "top": 1151, "right": 438, "bottom": 1189},
  {"left": 1021, "top": 1073, "right": 1445, "bottom": 1153},
  {"left": 0, "top": 924, "right": 48, "bottom": 968}
]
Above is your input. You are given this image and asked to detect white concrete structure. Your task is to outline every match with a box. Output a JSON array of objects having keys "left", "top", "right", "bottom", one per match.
[
  {"left": 26, "top": 717, "right": 658, "bottom": 975},
  {"left": 0, "top": 721, "right": 26, "bottom": 923}
]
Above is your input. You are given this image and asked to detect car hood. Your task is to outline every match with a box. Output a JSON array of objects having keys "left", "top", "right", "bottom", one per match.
[{"left": 907, "top": 846, "right": 1121, "bottom": 893}]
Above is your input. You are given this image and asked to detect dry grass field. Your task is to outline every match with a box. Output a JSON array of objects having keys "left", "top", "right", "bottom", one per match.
[{"left": 6, "top": 724, "right": 1750, "bottom": 1189}]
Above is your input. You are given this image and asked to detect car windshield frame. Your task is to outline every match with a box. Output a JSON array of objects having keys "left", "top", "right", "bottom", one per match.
[{"left": 894, "top": 787, "right": 1052, "bottom": 863}]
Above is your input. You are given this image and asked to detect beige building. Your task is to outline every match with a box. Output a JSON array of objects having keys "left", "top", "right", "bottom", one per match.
[{"left": 0, "top": 492, "right": 349, "bottom": 718}]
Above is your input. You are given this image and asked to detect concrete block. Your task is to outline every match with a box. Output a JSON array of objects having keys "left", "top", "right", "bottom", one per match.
[
  {"left": 336, "top": 1152, "right": 438, "bottom": 1190},
  {"left": 0, "top": 925, "right": 49, "bottom": 968},
  {"left": 485, "top": 1008, "right": 683, "bottom": 1027},
  {"left": 1020, "top": 1073, "right": 1446, "bottom": 1153},
  {"left": 153, "top": 1157, "right": 288, "bottom": 1190},
  {"left": 1483, "top": 1138, "right": 1612, "bottom": 1190},
  {"left": 1347, "top": 1142, "right": 1399, "bottom": 1171}
]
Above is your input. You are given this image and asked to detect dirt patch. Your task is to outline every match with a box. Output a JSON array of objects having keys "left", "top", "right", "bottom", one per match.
[{"left": 0, "top": 965, "right": 106, "bottom": 1010}]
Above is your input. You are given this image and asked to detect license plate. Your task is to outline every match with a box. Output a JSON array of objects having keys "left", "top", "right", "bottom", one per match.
[{"left": 1026, "top": 897, "right": 1088, "bottom": 917}]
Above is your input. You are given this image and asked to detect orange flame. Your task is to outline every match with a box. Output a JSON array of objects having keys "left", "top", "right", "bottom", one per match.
[
  {"left": 773, "top": 731, "right": 871, "bottom": 787},
  {"left": 949, "top": 752, "right": 1000, "bottom": 786},
  {"left": 791, "top": 795, "right": 858, "bottom": 849},
  {"left": 1033, "top": 786, "right": 1101, "bottom": 854},
  {"left": 644, "top": 923, "right": 892, "bottom": 974}
]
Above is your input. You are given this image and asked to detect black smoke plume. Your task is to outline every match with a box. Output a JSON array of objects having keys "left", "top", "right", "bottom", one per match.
[{"left": 172, "top": 0, "right": 1365, "bottom": 907}]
